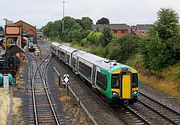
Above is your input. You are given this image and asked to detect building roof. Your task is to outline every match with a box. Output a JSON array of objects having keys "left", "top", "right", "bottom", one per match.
[
  {"left": 110, "top": 24, "right": 130, "bottom": 30},
  {"left": 136, "top": 24, "right": 152, "bottom": 31},
  {"left": 92, "top": 24, "right": 130, "bottom": 31},
  {"left": 15, "top": 20, "right": 35, "bottom": 29}
]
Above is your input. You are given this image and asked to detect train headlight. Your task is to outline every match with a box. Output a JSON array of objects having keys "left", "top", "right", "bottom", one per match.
[
  {"left": 112, "top": 91, "right": 119, "bottom": 96},
  {"left": 133, "top": 91, "right": 138, "bottom": 94}
]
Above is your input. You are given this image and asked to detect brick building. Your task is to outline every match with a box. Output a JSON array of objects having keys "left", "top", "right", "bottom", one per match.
[
  {"left": 92, "top": 24, "right": 130, "bottom": 37},
  {"left": 15, "top": 20, "right": 37, "bottom": 42}
]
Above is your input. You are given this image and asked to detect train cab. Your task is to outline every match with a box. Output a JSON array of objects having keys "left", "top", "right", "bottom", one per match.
[{"left": 110, "top": 66, "right": 139, "bottom": 104}]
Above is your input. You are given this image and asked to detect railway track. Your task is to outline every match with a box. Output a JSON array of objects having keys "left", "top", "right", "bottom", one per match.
[
  {"left": 27, "top": 53, "right": 64, "bottom": 125},
  {"left": 123, "top": 105, "right": 151, "bottom": 125},
  {"left": 136, "top": 92, "right": 180, "bottom": 125},
  {"left": 52, "top": 56, "right": 152, "bottom": 125},
  {"left": 39, "top": 41, "right": 180, "bottom": 125}
]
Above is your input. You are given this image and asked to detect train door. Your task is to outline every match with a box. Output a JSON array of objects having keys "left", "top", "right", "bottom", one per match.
[
  {"left": 92, "top": 65, "right": 96, "bottom": 87},
  {"left": 121, "top": 74, "right": 131, "bottom": 99},
  {"left": 76, "top": 57, "right": 79, "bottom": 72}
]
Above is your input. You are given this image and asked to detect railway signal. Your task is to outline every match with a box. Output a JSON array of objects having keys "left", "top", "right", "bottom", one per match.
[
  {"left": 63, "top": 74, "right": 69, "bottom": 84},
  {"left": 63, "top": 74, "right": 69, "bottom": 101}
]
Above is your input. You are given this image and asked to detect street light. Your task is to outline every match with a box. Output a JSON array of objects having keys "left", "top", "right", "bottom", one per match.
[{"left": 62, "top": 0, "right": 65, "bottom": 32}]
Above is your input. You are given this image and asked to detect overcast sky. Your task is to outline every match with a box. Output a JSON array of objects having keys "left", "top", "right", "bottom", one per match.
[{"left": 0, "top": 0, "right": 180, "bottom": 28}]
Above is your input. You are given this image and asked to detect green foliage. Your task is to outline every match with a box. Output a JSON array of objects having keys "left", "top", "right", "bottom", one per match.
[
  {"left": 63, "top": 16, "right": 77, "bottom": 29},
  {"left": 42, "top": 16, "right": 92, "bottom": 42},
  {"left": 142, "top": 32, "right": 165, "bottom": 71},
  {"left": 107, "top": 35, "right": 140, "bottom": 62},
  {"left": 87, "top": 31, "right": 103, "bottom": 45},
  {"left": 89, "top": 46, "right": 107, "bottom": 57},
  {"left": 101, "top": 26, "right": 113, "bottom": 47},
  {"left": 96, "top": 17, "right": 110, "bottom": 24},
  {"left": 42, "top": 20, "right": 62, "bottom": 38},
  {"left": 68, "top": 23, "right": 82, "bottom": 42},
  {"left": 0, "top": 26, "right": 3, "bottom": 31},
  {"left": 81, "top": 17, "right": 93, "bottom": 30},
  {"left": 143, "top": 8, "right": 180, "bottom": 71},
  {"left": 153, "top": 8, "right": 179, "bottom": 40}
]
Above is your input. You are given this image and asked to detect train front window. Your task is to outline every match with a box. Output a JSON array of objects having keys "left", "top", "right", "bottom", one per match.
[
  {"left": 132, "top": 73, "right": 138, "bottom": 87},
  {"left": 111, "top": 74, "right": 120, "bottom": 88}
]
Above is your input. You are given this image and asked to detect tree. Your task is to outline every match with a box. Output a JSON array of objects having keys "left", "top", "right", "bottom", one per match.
[
  {"left": 68, "top": 23, "right": 82, "bottom": 42},
  {"left": 143, "top": 8, "right": 180, "bottom": 71},
  {"left": 81, "top": 17, "right": 93, "bottom": 30},
  {"left": 96, "top": 17, "right": 110, "bottom": 24},
  {"left": 0, "top": 26, "right": 3, "bottom": 31},
  {"left": 153, "top": 8, "right": 179, "bottom": 40},
  {"left": 87, "top": 31, "right": 103, "bottom": 45},
  {"left": 141, "top": 32, "right": 167, "bottom": 71},
  {"left": 63, "top": 16, "right": 77, "bottom": 29},
  {"left": 107, "top": 35, "right": 139, "bottom": 62},
  {"left": 101, "top": 26, "right": 113, "bottom": 47}
]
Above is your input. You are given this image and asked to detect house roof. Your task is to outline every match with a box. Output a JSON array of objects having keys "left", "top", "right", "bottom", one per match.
[
  {"left": 92, "top": 24, "right": 130, "bottom": 31},
  {"left": 15, "top": 20, "right": 36, "bottom": 29},
  {"left": 110, "top": 24, "right": 130, "bottom": 30},
  {"left": 136, "top": 24, "right": 152, "bottom": 31}
]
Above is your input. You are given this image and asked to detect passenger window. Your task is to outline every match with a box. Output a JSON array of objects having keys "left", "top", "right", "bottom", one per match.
[
  {"left": 112, "top": 74, "right": 120, "bottom": 88},
  {"left": 132, "top": 73, "right": 138, "bottom": 87}
]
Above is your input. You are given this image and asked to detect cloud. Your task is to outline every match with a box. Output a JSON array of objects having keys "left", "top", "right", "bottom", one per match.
[{"left": 0, "top": 0, "right": 180, "bottom": 28}]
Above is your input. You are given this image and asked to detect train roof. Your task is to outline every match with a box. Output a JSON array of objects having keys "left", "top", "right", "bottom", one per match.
[
  {"left": 59, "top": 44, "right": 77, "bottom": 53},
  {"left": 51, "top": 42, "right": 61, "bottom": 47},
  {"left": 73, "top": 49, "right": 129, "bottom": 71},
  {"left": 51, "top": 42, "right": 136, "bottom": 72}
]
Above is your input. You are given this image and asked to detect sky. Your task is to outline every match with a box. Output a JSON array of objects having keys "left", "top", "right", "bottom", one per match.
[{"left": 0, "top": 0, "right": 180, "bottom": 28}]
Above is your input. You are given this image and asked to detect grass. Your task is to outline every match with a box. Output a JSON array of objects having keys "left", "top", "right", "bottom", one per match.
[
  {"left": 126, "top": 53, "right": 180, "bottom": 99},
  {"left": 139, "top": 74, "right": 180, "bottom": 98}
]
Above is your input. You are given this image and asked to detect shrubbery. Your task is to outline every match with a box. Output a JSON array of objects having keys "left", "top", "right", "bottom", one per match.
[{"left": 42, "top": 8, "right": 180, "bottom": 72}]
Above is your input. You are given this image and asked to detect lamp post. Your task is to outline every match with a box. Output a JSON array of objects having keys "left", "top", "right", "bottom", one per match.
[{"left": 62, "top": 0, "right": 65, "bottom": 33}]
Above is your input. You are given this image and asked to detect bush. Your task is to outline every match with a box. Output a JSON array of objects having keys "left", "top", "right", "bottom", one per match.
[{"left": 107, "top": 35, "right": 140, "bottom": 62}]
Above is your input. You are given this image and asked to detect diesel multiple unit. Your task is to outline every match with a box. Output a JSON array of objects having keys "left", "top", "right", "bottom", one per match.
[{"left": 50, "top": 42, "right": 139, "bottom": 104}]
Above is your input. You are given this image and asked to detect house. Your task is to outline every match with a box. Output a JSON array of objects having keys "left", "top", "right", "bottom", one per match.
[
  {"left": 15, "top": 20, "right": 37, "bottom": 42},
  {"left": 110, "top": 24, "right": 130, "bottom": 37},
  {"left": 92, "top": 24, "right": 130, "bottom": 37},
  {"left": 133, "top": 24, "right": 152, "bottom": 36}
]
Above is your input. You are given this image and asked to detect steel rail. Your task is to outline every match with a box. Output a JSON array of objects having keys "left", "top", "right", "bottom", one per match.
[
  {"left": 26, "top": 54, "right": 39, "bottom": 125},
  {"left": 139, "top": 92, "right": 180, "bottom": 125},
  {"left": 124, "top": 105, "right": 151, "bottom": 125},
  {"left": 53, "top": 56, "right": 151, "bottom": 125},
  {"left": 31, "top": 54, "right": 60, "bottom": 125},
  {"left": 139, "top": 92, "right": 180, "bottom": 115},
  {"left": 38, "top": 55, "right": 60, "bottom": 125}
]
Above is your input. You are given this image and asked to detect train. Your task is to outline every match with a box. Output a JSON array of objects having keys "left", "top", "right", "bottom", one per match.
[{"left": 50, "top": 42, "right": 139, "bottom": 105}]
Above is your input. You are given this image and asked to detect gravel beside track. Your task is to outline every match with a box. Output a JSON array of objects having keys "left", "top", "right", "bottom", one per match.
[{"left": 140, "top": 84, "right": 180, "bottom": 114}]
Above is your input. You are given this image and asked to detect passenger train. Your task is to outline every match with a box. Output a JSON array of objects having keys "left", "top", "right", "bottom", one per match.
[{"left": 50, "top": 42, "right": 139, "bottom": 104}]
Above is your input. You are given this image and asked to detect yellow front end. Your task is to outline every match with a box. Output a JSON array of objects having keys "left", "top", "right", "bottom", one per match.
[{"left": 122, "top": 75, "right": 131, "bottom": 99}]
